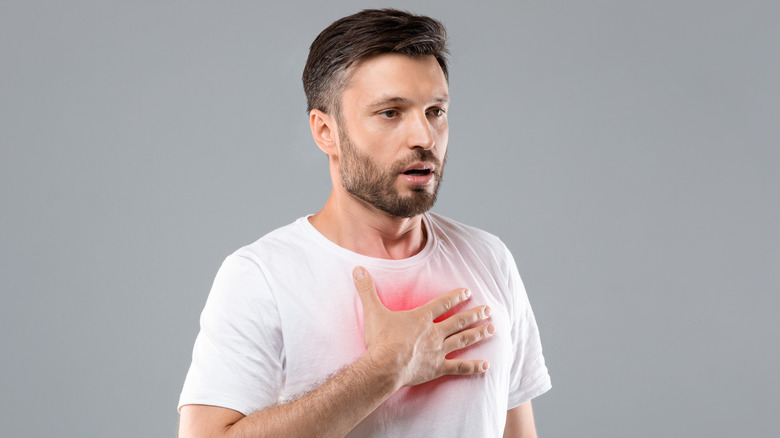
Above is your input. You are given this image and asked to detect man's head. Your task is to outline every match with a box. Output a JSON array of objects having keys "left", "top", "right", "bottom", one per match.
[
  {"left": 302, "top": 8, "right": 449, "bottom": 117},
  {"left": 305, "top": 10, "right": 450, "bottom": 219},
  {"left": 336, "top": 54, "right": 447, "bottom": 218}
]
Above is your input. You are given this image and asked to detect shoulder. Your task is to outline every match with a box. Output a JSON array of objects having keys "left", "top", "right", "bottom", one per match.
[
  {"left": 230, "top": 217, "right": 312, "bottom": 266},
  {"left": 427, "top": 212, "right": 516, "bottom": 280},
  {"left": 428, "top": 212, "right": 510, "bottom": 255},
  {"left": 203, "top": 217, "right": 313, "bottom": 294},
  {"left": 428, "top": 213, "right": 517, "bottom": 283},
  {"left": 205, "top": 218, "right": 314, "bottom": 312}
]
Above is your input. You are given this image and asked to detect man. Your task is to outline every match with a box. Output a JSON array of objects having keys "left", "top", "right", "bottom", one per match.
[{"left": 178, "top": 9, "right": 550, "bottom": 437}]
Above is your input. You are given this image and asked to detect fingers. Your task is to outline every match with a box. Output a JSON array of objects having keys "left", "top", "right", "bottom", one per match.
[
  {"left": 438, "top": 305, "right": 491, "bottom": 335},
  {"left": 352, "top": 266, "right": 386, "bottom": 313},
  {"left": 441, "top": 359, "right": 490, "bottom": 376},
  {"left": 423, "top": 287, "right": 471, "bottom": 320},
  {"left": 443, "top": 322, "right": 495, "bottom": 354}
]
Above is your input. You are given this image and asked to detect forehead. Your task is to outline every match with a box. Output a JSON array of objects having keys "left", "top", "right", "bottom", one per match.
[{"left": 341, "top": 53, "right": 449, "bottom": 108}]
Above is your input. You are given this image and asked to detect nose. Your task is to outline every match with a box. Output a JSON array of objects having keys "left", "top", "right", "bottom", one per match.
[{"left": 406, "top": 111, "right": 435, "bottom": 150}]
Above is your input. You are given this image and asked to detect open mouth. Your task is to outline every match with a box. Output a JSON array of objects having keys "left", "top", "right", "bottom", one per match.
[{"left": 402, "top": 168, "right": 432, "bottom": 176}]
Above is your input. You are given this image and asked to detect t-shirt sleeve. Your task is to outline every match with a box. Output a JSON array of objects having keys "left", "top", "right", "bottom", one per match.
[
  {"left": 178, "top": 251, "right": 284, "bottom": 416},
  {"left": 502, "top": 245, "right": 552, "bottom": 409}
]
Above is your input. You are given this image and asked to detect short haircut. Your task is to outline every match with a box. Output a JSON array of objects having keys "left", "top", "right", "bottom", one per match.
[{"left": 302, "top": 8, "right": 449, "bottom": 116}]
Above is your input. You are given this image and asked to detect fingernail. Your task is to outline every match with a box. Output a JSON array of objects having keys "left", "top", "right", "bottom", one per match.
[
  {"left": 487, "top": 324, "right": 495, "bottom": 335},
  {"left": 482, "top": 361, "right": 490, "bottom": 371},
  {"left": 484, "top": 306, "right": 491, "bottom": 317},
  {"left": 463, "top": 288, "right": 471, "bottom": 298},
  {"left": 353, "top": 266, "right": 365, "bottom": 281}
]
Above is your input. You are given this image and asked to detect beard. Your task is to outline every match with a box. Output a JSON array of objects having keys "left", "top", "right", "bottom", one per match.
[{"left": 339, "top": 128, "right": 445, "bottom": 219}]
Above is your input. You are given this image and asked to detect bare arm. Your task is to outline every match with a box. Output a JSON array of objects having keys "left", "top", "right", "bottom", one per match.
[
  {"left": 503, "top": 401, "right": 538, "bottom": 438},
  {"left": 179, "top": 352, "right": 399, "bottom": 438},
  {"left": 179, "top": 266, "right": 494, "bottom": 438}
]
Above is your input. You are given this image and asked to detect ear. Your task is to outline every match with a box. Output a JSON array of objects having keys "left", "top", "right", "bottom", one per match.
[{"left": 309, "top": 109, "right": 338, "bottom": 156}]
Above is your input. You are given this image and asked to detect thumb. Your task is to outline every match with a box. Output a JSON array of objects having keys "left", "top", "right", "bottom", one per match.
[{"left": 352, "top": 266, "right": 385, "bottom": 313}]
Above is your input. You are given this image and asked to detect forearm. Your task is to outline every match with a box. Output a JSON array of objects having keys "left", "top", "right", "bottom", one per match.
[
  {"left": 224, "top": 353, "right": 400, "bottom": 438},
  {"left": 503, "top": 402, "right": 537, "bottom": 438}
]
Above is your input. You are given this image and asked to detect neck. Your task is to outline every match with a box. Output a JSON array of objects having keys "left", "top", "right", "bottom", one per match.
[{"left": 308, "top": 191, "right": 428, "bottom": 260}]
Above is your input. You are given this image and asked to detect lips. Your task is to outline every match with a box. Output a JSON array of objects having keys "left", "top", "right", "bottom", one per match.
[
  {"left": 401, "top": 162, "right": 435, "bottom": 176},
  {"left": 400, "top": 162, "right": 436, "bottom": 185}
]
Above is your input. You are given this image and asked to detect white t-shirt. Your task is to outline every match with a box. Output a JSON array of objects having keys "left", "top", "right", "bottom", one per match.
[{"left": 179, "top": 213, "right": 551, "bottom": 437}]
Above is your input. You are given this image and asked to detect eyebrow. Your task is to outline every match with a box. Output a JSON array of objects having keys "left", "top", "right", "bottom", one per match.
[{"left": 368, "top": 95, "right": 449, "bottom": 108}]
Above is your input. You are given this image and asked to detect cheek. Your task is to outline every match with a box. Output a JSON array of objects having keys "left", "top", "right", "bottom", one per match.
[
  {"left": 435, "top": 129, "right": 448, "bottom": 154},
  {"left": 435, "top": 118, "right": 448, "bottom": 136}
]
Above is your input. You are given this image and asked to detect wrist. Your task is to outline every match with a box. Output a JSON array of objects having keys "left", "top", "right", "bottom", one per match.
[{"left": 359, "top": 347, "right": 407, "bottom": 393}]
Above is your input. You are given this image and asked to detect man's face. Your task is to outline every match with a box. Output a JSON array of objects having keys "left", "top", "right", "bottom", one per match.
[{"left": 335, "top": 54, "right": 449, "bottom": 218}]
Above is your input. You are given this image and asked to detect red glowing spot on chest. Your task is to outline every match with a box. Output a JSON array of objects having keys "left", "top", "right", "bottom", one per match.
[{"left": 375, "top": 281, "right": 466, "bottom": 322}]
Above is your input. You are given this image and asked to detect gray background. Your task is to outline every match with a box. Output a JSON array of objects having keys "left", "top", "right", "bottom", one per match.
[{"left": 2, "top": 0, "right": 778, "bottom": 437}]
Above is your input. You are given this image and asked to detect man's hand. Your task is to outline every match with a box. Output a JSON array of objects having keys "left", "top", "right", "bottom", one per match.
[{"left": 352, "top": 266, "right": 495, "bottom": 387}]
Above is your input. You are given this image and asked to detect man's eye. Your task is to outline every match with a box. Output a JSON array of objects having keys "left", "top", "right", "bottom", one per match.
[
  {"left": 380, "top": 110, "right": 398, "bottom": 119},
  {"left": 428, "top": 108, "right": 445, "bottom": 117}
]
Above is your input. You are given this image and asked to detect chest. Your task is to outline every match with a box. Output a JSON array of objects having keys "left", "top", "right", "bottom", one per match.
[{"left": 267, "top": 259, "right": 514, "bottom": 401}]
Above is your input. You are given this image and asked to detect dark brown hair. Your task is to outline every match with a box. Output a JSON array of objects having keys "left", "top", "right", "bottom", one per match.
[{"left": 302, "top": 9, "right": 449, "bottom": 115}]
